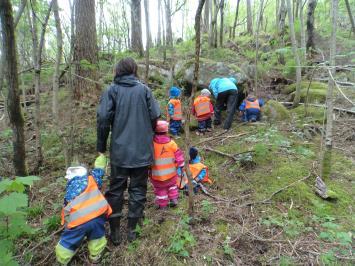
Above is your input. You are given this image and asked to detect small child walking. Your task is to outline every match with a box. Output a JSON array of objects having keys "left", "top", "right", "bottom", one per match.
[
  {"left": 192, "top": 89, "right": 214, "bottom": 135},
  {"left": 150, "top": 120, "right": 184, "bottom": 209},
  {"left": 55, "top": 155, "right": 112, "bottom": 265},
  {"left": 239, "top": 94, "right": 264, "bottom": 122},
  {"left": 167, "top": 86, "right": 183, "bottom": 138}
]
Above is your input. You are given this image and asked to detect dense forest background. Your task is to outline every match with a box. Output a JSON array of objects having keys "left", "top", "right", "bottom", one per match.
[{"left": 0, "top": 0, "right": 354, "bottom": 265}]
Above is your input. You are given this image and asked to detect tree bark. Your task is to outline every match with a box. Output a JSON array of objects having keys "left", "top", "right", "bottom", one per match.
[
  {"left": 73, "top": 0, "right": 99, "bottom": 100},
  {"left": 299, "top": 0, "right": 306, "bottom": 59},
  {"left": 321, "top": 0, "right": 337, "bottom": 180},
  {"left": 246, "top": 0, "right": 253, "bottom": 34},
  {"left": 52, "top": 0, "right": 62, "bottom": 126},
  {"left": 209, "top": 0, "right": 220, "bottom": 48},
  {"left": 157, "top": 0, "right": 162, "bottom": 46},
  {"left": 255, "top": 0, "right": 265, "bottom": 92},
  {"left": 344, "top": 0, "right": 355, "bottom": 36},
  {"left": 232, "top": 0, "right": 240, "bottom": 38},
  {"left": 131, "top": 0, "right": 144, "bottom": 55},
  {"left": 276, "top": 0, "right": 280, "bottom": 32},
  {"left": 184, "top": 0, "right": 206, "bottom": 216},
  {"left": 286, "top": 0, "right": 302, "bottom": 107},
  {"left": 203, "top": 0, "right": 210, "bottom": 34},
  {"left": 219, "top": 0, "right": 224, "bottom": 47},
  {"left": 279, "top": 0, "right": 287, "bottom": 36},
  {"left": 164, "top": 0, "right": 173, "bottom": 47},
  {"left": 0, "top": 0, "right": 28, "bottom": 176},
  {"left": 144, "top": 0, "right": 150, "bottom": 83},
  {"left": 306, "top": 0, "right": 317, "bottom": 53},
  {"left": 14, "top": 0, "right": 27, "bottom": 28}
]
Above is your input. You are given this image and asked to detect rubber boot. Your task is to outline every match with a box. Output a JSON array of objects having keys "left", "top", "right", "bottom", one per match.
[
  {"left": 109, "top": 217, "right": 121, "bottom": 246},
  {"left": 127, "top": 218, "right": 140, "bottom": 242}
]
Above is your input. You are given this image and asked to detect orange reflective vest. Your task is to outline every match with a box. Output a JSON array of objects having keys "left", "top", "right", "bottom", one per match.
[
  {"left": 61, "top": 175, "right": 112, "bottom": 229},
  {"left": 152, "top": 140, "right": 178, "bottom": 181},
  {"left": 193, "top": 96, "right": 211, "bottom": 117},
  {"left": 245, "top": 99, "right": 260, "bottom": 110},
  {"left": 167, "top": 99, "right": 182, "bottom": 120},
  {"left": 189, "top": 162, "right": 213, "bottom": 184}
]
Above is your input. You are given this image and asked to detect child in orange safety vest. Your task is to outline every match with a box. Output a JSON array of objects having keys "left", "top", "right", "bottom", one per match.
[
  {"left": 239, "top": 94, "right": 264, "bottom": 122},
  {"left": 150, "top": 120, "right": 185, "bottom": 209},
  {"left": 177, "top": 147, "right": 212, "bottom": 193},
  {"left": 167, "top": 86, "right": 183, "bottom": 138},
  {"left": 55, "top": 156, "right": 112, "bottom": 265},
  {"left": 192, "top": 89, "right": 214, "bottom": 135}
]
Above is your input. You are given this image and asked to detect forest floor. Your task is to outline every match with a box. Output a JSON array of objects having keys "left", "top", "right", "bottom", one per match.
[{"left": 0, "top": 32, "right": 354, "bottom": 265}]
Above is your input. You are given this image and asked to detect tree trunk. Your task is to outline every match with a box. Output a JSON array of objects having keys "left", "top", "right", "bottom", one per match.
[
  {"left": 299, "top": 0, "right": 306, "bottom": 59},
  {"left": 344, "top": 0, "right": 355, "bottom": 36},
  {"left": 0, "top": 0, "right": 28, "bottom": 176},
  {"left": 286, "top": 0, "right": 302, "bottom": 107},
  {"left": 144, "top": 0, "right": 150, "bottom": 83},
  {"left": 73, "top": 0, "right": 99, "bottom": 100},
  {"left": 157, "top": 0, "right": 162, "bottom": 46},
  {"left": 219, "top": 0, "right": 224, "bottom": 47},
  {"left": 164, "top": 0, "right": 173, "bottom": 47},
  {"left": 131, "top": 0, "right": 144, "bottom": 55},
  {"left": 246, "top": 0, "right": 253, "bottom": 34},
  {"left": 232, "top": 0, "right": 240, "bottom": 38},
  {"left": 306, "top": 0, "right": 317, "bottom": 53},
  {"left": 321, "top": 0, "right": 337, "bottom": 180},
  {"left": 279, "top": 0, "right": 287, "bottom": 36},
  {"left": 209, "top": 0, "right": 219, "bottom": 47},
  {"left": 255, "top": 0, "right": 265, "bottom": 93},
  {"left": 203, "top": 0, "right": 210, "bottom": 34},
  {"left": 276, "top": 0, "right": 280, "bottom": 32},
  {"left": 52, "top": 0, "right": 62, "bottom": 125},
  {"left": 14, "top": 0, "right": 27, "bottom": 28},
  {"left": 184, "top": 0, "right": 206, "bottom": 217}
]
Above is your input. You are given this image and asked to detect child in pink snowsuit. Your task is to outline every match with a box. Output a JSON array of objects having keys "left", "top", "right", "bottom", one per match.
[{"left": 150, "top": 120, "right": 185, "bottom": 209}]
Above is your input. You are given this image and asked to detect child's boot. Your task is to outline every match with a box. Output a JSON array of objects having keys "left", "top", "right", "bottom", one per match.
[
  {"left": 127, "top": 217, "right": 140, "bottom": 242},
  {"left": 88, "top": 236, "right": 107, "bottom": 264},
  {"left": 109, "top": 217, "right": 121, "bottom": 246}
]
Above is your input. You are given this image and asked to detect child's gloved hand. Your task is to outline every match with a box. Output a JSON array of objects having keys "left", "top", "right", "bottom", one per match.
[{"left": 94, "top": 154, "right": 107, "bottom": 170}]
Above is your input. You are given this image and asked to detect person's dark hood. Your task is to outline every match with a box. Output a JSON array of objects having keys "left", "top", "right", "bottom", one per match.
[{"left": 113, "top": 74, "right": 140, "bottom": 87}]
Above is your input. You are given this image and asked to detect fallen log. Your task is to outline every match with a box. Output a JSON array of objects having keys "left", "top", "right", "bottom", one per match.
[{"left": 280, "top": 102, "right": 355, "bottom": 115}]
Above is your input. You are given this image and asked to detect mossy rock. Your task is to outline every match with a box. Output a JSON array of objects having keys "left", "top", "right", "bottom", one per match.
[
  {"left": 263, "top": 100, "right": 291, "bottom": 121},
  {"left": 292, "top": 105, "right": 325, "bottom": 123},
  {"left": 283, "top": 81, "right": 328, "bottom": 103}
]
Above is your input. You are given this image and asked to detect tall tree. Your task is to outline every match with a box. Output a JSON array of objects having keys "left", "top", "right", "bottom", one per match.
[
  {"left": 157, "top": 0, "right": 162, "bottom": 45},
  {"left": 0, "top": 0, "right": 28, "bottom": 176},
  {"left": 131, "top": 0, "right": 143, "bottom": 55},
  {"left": 209, "top": 0, "right": 220, "bottom": 48},
  {"left": 203, "top": 0, "right": 211, "bottom": 34},
  {"left": 278, "top": 0, "right": 287, "bottom": 36},
  {"left": 73, "top": 0, "right": 99, "bottom": 100},
  {"left": 299, "top": 0, "right": 306, "bottom": 59},
  {"left": 164, "top": 0, "right": 173, "bottom": 46},
  {"left": 52, "top": 0, "right": 62, "bottom": 125},
  {"left": 246, "top": 0, "right": 253, "bottom": 34},
  {"left": 184, "top": 0, "right": 206, "bottom": 216},
  {"left": 28, "top": 0, "right": 54, "bottom": 169},
  {"left": 219, "top": 0, "right": 225, "bottom": 47},
  {"left": 286, "top": 0, "right": 302, "bottom": 107},
  {"left": 321, "top": 0, "right": 338, "bottom": 180},
  {"left": 306, "top": 0, "right": 317, "bottom": 53},
  {"left": 344, "top": 0, "right": 355, "bottom": 36},
  {"left": 232, "top": 0, "right": 240, "bottom": 38},
  {"left": 144, "top": 0, "right": 150, "bottom": 83},
  {"left": 255, "top": 0, "right": 265, "bottom": 92}
]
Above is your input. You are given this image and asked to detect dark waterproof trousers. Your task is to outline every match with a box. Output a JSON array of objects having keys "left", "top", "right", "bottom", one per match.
[
  {"left": 106, "top": 166, "right": 149, "bottom": 219},
  {"left": 214, "top": 89, "right": 238, "bottom": 130}
]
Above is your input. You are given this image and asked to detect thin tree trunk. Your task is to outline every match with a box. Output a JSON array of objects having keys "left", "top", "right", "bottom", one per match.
[
  {"left": 286, "top": 0, "right": 302, "bottom": 107},
  {"left": 203, "top": 0, "right": 210, "bottom": 34},
  {"left": 279, "top": 0, "right": 287, "bottom": 36},
  {"left": 144, "top": 0, "right": 150, "bottom": 83},
  {"left": 246, "top": 0, "right": 253, "bottom": 34},
  {"left": 164, "top": 0, "right": 173, "bottom": 47},
  {"left": 306, "top": 0, "right": 317, "bottom": 53},
  {"left": 321, "top": 0, "right": 337, "bottom": 180},
  {"left": 0, "top": 0, "right": 28, "bottom": 176},
  {"left": 184, "top": 0, "right": 206, "bottom": 217},
  {"left": 131, "top": 0, "right": 144, "bottom": 55},
  {"left": 232, "top": 0, "right": 240, "bottom": 38},
  {"left": 209, "top": 0, "right": 219, "bottom": 47},
  {"left": 299, "top": 0, "right": 306, "bottom": 59},
  {"left": 157, "top": 0, "right": 162, "bottom": 46},
  {"left": 52, "top": 0, "right": 62, "bottom": 125},
  {"left": 255, "top": 0, "right": 264, "bottom": 94},
  {"left": 14, "top": 0, "right": 27, "bottom": 28},
  {"left": 219, "top": 0, "right": 224, "bottom": 47},
  {"left": 344, "top": 0, "right": 355, "bottom": 36},
  {"left": 276, "top": 0, "right": 280, "bottom": 32}
]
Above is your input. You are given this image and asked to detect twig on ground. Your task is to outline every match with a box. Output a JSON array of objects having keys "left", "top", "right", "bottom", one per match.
[
  {"left": 194, "top": 132, "right": 246, "bottom": 146},
  {"left": 203, "top": 146, "right": 254, "bottom": 162}
]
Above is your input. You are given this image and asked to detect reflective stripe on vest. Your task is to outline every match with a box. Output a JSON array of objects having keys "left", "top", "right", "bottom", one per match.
[
  {"left": 245, "top": 99, "right": 260, "bottom": 110},
  {"left": 194, "top": 96, "right": 211, "bottom": 116},
  {"left": 152, "top": 141, "right": 177, "bottom": 181},
  {"left": 62, "top": 175, "right": 112, "bottom": 229},
  {"left": 169, "top": 99, "right": 182, "bottom": 120}
]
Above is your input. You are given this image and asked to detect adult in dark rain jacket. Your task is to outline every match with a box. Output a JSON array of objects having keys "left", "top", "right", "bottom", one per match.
[{"left": 97, "top": 57, "right": 160, "bottom": 245}]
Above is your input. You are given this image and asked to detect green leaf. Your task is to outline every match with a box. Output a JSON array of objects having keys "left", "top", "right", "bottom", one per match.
[
  {"left": 15, "top": 176, "right": 40, "bottom": 186},
  {"left": 179, "top": 250, "right": 189, "bottom": 257},
  {"left": 6, "top": 181, "right": 25, "bottom": 193},
  {"left": 0, "top": 193, "right": 28, "bottom": 215},
  {"left": 0, "top": 180, "right": 12, "bottom": 194},
  {"left": 335, "top": 232, "right": 352, "bottom": 245}
]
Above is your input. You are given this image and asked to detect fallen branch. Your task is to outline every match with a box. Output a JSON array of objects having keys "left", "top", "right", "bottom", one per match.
[
  {"left": 240, "top": 173, "right": 311, "bottom": 207},
  {"left": 280, "top": 102, "right": 355, "bottom": 115},
  {"left": 195, "top": 132, "right": 247, "bottom": 146}
]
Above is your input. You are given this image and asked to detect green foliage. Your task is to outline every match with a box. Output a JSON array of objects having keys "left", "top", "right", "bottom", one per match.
[
  {"left": 43, "top": 215, "right": 61, "bottom": 232},
  {"left": 263, "top": 100, "right": 291, "bottom": 121},
  {"left": 0, "top": 129, "right": 12, "bottom": 140},
  {"left": 27, "top": 204, "right": 44, "bottom": 219},
  {"left": 79, "top": 59, "right": 97, "bottom": 71},
  {"left": 201, "top": 200, "right": 215, "bottom": 217},
  {"left": 262, "top": 214, "right": 305, "bottom": 238},
  {"left": 0, "top": 177, "right": 40, "bottom": 265},
  {"left": 167, "top": 215, "right": 196, "bottom": 257}
]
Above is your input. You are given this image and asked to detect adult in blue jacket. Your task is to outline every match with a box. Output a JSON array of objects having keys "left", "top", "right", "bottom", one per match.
[{"left": 209, "top": 77, "right": 238, "bottom": 130}]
